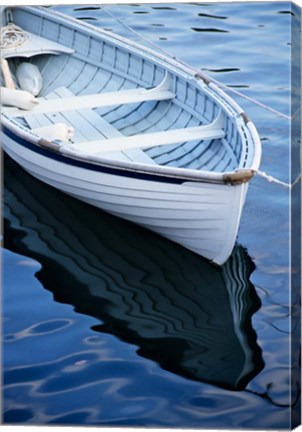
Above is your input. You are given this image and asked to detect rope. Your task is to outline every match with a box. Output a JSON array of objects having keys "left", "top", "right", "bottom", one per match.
[
  {"left": 102, "top": 7, "right": 161, "bottom": 47},
  {"left": 101, "top": 6, "right": 291, "bottom": 120},
  {"left": 254, "top": 170, "right": 301, "bottom": 189},
  {"left": 204, "top": 78, "right": 291, "bottom": 120},
  {"left": 1, "top": 24, "right": 29, "bottom": 50}
]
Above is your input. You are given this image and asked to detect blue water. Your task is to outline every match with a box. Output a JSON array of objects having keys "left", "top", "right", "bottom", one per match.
[{"left": 2, "top": 2, "right": 300, "bottom": 429}]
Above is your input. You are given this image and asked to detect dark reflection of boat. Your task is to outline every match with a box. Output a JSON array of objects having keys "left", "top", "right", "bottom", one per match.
[{"left": 3, "top": 155, "right": 264, "bottom": 391}]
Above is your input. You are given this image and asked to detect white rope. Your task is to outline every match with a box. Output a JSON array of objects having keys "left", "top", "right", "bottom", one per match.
[
  {"left": 101, "top": 6, "right": 291, "bottom": 120},
  {"left": 292, "top": 174, "right": 301, "bottom": 188},
  {"left": 254, "top": 170, "right": 301, "bottom": 189},
  {"left": 204, "top": 78, "right": 291, "bottom": 120},
  {"left": 1, "top": 24, "right": 29, "bottom": 50}
]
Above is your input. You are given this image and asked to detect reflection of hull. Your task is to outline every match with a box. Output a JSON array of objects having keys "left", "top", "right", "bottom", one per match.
[{"left": 3, "top": 155, "right": 264, "bottom": 391}]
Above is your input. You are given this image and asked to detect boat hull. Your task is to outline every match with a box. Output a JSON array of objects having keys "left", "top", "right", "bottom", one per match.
[{"left": 2, "top": 128, "right": 248, "bottom": 264}]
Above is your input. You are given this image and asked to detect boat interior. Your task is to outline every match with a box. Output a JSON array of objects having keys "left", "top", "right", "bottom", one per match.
[{"left": 1, "top": 7, "right": 250, "bottom": 172}]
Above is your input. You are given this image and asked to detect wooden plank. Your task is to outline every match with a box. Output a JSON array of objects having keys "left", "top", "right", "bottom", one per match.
[
  {"left": 54, "top": 87, "right": 155, "bottom": 164},
  {"left": 5, "top": 74, "right": 174, "bottom": 117},
  {"left": 68, "top": 123, "right": 225, "bottom": 155},
  {"left": 23, "top": 86, "right": 156, "bottom": 165},
  {"left": 24, "top": 88, "right": 101, "bottom": 141}
]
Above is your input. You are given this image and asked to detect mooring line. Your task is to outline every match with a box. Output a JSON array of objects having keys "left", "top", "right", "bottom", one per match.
[
  {"left": 205, "top": 78, "right": 291, "bottom": 120},
  {"left": 101, "top": 6, "right": 291, "bottom": 120},
  {"left": 254, "top": 170, "right": 301, "bottom": 189}
]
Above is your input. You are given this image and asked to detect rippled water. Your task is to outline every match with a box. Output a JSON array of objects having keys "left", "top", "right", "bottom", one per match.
[{"left": 2, "top": 2, "right": 300, "bottom": 429}]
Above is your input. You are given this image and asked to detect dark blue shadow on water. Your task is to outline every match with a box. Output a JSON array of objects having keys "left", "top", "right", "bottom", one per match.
[{"left": 3, "top": 155, "right": 264, "bottom": 394}]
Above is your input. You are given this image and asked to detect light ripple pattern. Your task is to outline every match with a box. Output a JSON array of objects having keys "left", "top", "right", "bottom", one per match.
[{"left": 2, "top": 2, "right": 298, "bottom": 429}]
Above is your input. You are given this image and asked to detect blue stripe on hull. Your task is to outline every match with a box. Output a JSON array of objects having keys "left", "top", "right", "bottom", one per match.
[{"left": 2, "top": 126, "right": 187, "bottom": 185}]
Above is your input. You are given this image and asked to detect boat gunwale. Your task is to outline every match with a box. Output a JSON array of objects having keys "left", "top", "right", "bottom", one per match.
[
  {"left": 2, "top": 114, "right": 256, "bottom": 186},
  {"left": 1, "top": 5, "right": 261, "bottom": 185}
]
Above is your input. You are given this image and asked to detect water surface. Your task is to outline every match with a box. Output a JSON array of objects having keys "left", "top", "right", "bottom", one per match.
[{"left": 2, "top": 2, "right": 299, "bottom": 429}]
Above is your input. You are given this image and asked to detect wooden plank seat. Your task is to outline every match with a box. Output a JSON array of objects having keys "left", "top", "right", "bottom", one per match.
[
  {"left": 16, "top": 82, "right": 225, "bottom": 164},
  {"left": 68, "top": 112, "right": 225, "bottom": 155},
  {"left": 4, "top": 73, "right": 174, "bottom": 118},
  {"left": 23, "top": 86, "right": 156, "bottom": 164}
]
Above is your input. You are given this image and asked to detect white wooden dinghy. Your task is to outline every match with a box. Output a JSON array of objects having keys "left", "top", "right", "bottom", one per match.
[{"left": 0, "top": 6, "right": 261, "bottom": 264}]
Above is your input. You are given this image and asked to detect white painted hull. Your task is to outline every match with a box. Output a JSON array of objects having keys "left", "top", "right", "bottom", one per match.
[{"left": 3, "top": 132, "right": 247, "bottom": 264}]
